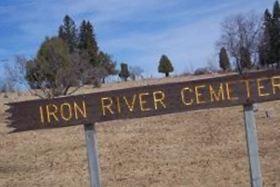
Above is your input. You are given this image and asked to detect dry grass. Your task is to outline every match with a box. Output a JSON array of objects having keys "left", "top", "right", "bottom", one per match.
[{"left": 0, "top": 76, "right": 279, "bottom": 187}]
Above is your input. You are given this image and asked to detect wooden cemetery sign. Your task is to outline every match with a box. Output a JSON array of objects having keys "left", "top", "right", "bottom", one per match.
[
  {"left": 7, "top": 69, "right": 280, "bottom": 131},
  {"left": 6, "top": 69, "right": 280, "bottom": 187}
]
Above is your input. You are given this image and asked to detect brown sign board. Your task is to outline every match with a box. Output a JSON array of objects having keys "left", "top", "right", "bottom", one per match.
[{"left": 6, "top": 69, "right": 280, "bottom": 132}]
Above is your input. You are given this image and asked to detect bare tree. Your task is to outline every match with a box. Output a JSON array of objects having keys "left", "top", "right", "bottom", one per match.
[
  {"left": 183, "top": 62, "right": 194, "bottom": 75},
  {"left": 3, "top": 55, "right": 58, "bottom": 98},
  {"left": 129, "top": 66, "right": 144, "bottom": 80},
  {"left": 1, "top": 78, "right": 16, "bottom": 98},
  {"left": 217, "top": 12, "right": 262, "bottom": 73},
  {"left": 3, "top": 56, "right": 27, "bottom": 92},
  {"left": 24, "top": 37, "right": 104, "bottom": 98},
  {"left": 26, "top": 52, "right": 96, "bottom": 98},
  {"left": 206, "top": 55, "right": 219, "bottom": 73},
  {"left": 4, "top": 52, "right": 94, "bottom": 99}
]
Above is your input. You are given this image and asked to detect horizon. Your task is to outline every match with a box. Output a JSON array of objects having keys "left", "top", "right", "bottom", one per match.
[{"left": 0, "top": 0, "right": 276, "bottom": 81}]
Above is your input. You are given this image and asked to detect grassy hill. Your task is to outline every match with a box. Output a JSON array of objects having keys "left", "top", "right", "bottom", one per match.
[{"left": 0, "top": 75, "right": 279, "bottom": 187}]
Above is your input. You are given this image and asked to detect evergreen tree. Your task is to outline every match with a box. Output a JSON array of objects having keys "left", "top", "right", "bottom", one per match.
[
  {"left": 273, "top": 0, "right": 280, "bottom": 19},
  {"left": 259, "top": 9, "right": 273, "bottom": 67},
  {"left": 265, "top": 9, "right": 273, "bottom": 28},
  {"left": 240, "top": 47, "right": 252, "bottom": 69},
  {"left": 119, "top": 63, "right": 130, "bottom": 81},
  {"left": 78, "top": 20, "right": 117, "bottom": 84},
  {"left": 259, "top": 30, "right": 272, "bottom": 67},
  {"left": 158, "top": 55, "right": 174, "bottom": 77},
  {"left": 79, "top": 20, "right": 99, "bottom": 65},
  {"left": 25, "top": 37, "right": 80, "bottom": 97},
  {"left": 58, "top": 15, "right": 77, "bottom": 53},
  {"left": 219, "top": 47, "right": 230, "bottom": 71},
  {"left": 272, "top": 1, "right": 280, "bottom": 67},
  {"left": 79, "top": 20, "right": 87, "bottom": 50}
]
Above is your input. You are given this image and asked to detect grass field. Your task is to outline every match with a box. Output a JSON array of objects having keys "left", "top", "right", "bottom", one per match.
[{"left": 0, "top": 76, "right": 279, "bottom": 187}]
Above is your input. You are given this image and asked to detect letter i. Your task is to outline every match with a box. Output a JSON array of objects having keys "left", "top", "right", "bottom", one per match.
[
  {"left": 116, "top": 97, "right": 121, "bottom": 113},
  {"left": 39, "top": 106, "right": 45, "bottom": 124}
]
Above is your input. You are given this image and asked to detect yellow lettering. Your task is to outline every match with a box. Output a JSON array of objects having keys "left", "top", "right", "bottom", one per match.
[
  {"left": 116, "top": 97, "right": 121, "bottom": 113},
  {"left": 209, "top": 83, "right": 225, "bottom": 102},
  {"left": 46, "top": 104, "right": 59, "bottom": 123},
  {"left": 74, "top": 101, "right": 87, "bottom": 119},
  {"left": 139, "top": 92, "right": 151, "bottom": 112},
  {"left": 271, "top": 76, "right": 280, "bottom": 94},
  {"left": 153, "top": 91, "right": 166, "bottom": 110},
  {"left": 195, "top": 85, "right": 206, "bottom": 104},
  {"left": 123, "top": 95, "right": 137, "bottom": 112},
  {"left": 225, "top": 81, "right": 238, "bottom": 101},
  {"left": 39, "top": 106, "right": 44, "bottom": 124},
  {"left": 257, "top": 78, "right": 270, "bottom": 97},
  {"left": 181, "top": 87, "right": 193, "bottom": 106},
  {"left": 101, "top": 97, "right": 114, "bottom": 116},
  {"left": 242, "top": 80, "right": 251, "bottom": 98}
]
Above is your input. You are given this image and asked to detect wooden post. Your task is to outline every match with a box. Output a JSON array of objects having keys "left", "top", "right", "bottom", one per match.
[
  {"left": 84, "top": 123, "right": 101, "bottom": 187},
  {"left": 243, "top": 104, "right": 262, "bottom": 187}
]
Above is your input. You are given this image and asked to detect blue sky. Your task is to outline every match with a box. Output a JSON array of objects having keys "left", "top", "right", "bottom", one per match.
[{"left": 0, "top": 0, "right": 276, "bottom": 79}]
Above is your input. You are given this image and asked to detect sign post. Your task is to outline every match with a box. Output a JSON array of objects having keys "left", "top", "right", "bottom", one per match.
[
  {"left": 243, "top": 104, "right": 262, "bottom": 187},
  {"left": 84, "top": 123, "right": 101, "bottom": 187}
]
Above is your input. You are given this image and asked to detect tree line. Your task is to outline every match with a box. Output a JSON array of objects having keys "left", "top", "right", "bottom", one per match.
[
  {"left": 24, "top": 16, "right": 117, "bottom": 98},
  {"left": 3, "top": 16, "right": 146, "bottom": 98},
  {"left": 161, "top": 1, "right": 280, "bottom": 76},
  {"left": 2, "top": 14, "right": 174, "bottom": 98},
  {"left": 218, "top": 1, "right": 280, "bottom": 73},
  {"left": 2, "top": 1, "right": 280, "bottom": 98}
]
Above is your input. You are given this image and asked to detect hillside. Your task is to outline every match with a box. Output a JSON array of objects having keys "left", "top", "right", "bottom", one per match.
[{"left": 0, "top": 75, "right": 279, "bottom": 187}]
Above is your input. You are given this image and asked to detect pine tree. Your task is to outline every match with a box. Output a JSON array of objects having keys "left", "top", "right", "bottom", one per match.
[
  {"left": 272, "top": 1, "right": 280, "bottom": 67},
  {"left": 259, "top": 9, "right": 273, "bottom": 67},
  {"left": 219, "top": 47, "right": 230, "bottom": 71},
  {"left": 79, "top": 20, "right": 99, "bottom": 65},
  {"left": 158, "top": 55, "right": 174, "bottom": 77},
  {"left": 25, "top": 37, "right": 79, "bottom": 97},
  {"left": 58, "top": 15, "right": 77, "bottom": 53},
  {"left": 259, "top": 30, "right": 272, "bottom": 67},
  {"left": 265, "top": 9, "right": 273, "bottom": 27},
  {"left": 273, "top": 1, "right": 280, "bottom": 19},
  {"left": 240, "top": 47, "right": 252, "bottom": 69},
  {"left": 119, "top": 63, "right": 130, "bottom": 81},
  {"left": 79, "top": 20, "right": 87, "bottom": 50},
  {"left": 78, "top": 20, "right": 117, "bottom": 85}
]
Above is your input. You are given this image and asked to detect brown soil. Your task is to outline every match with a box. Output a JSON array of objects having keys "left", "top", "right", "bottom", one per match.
[{"left": 0, "top": 76, "right": 279, "bottom": 187}]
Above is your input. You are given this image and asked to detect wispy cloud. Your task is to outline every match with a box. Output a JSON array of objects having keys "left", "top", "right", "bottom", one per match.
[{"left": 0, "top": 0, "right": 276, "bottom": 77}]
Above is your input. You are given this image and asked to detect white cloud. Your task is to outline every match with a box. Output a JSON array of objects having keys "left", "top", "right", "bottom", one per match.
[
  {"left": 0, "top": 0, "right": 276, "bottom": 77},
  {"left": 97, "top": 0, "right": 275, "bottom": 75}
]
